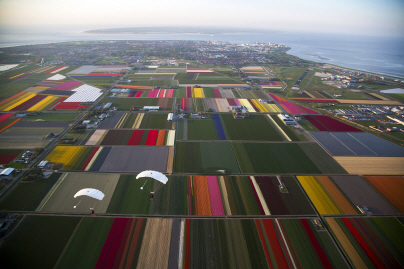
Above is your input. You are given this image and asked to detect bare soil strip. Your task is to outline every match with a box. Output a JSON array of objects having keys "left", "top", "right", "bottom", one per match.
[
  {"left": 334, "top": 157, "right": 404, "bottom": 175},
  {"left": 166, "top": 147, "right": 174, "bottom": 173},
  {"left": 136, "top": 218, "right": 173, "bottom": 269}
]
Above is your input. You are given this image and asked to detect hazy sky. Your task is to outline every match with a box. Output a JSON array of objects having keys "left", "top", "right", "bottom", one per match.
[{"left": 0, "top": 0, "right": 403, "bottom": 36}]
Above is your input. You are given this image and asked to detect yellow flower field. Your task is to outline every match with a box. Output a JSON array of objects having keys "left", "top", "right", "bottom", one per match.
[
  {"left": 263, "top": 103, "right": 283, "bottom": 113},
  {"left": 297, "top": 176, "right": 341, "bottom": 215},
  {"left": 193, "top": 88, "right": 204, "bottom": 98},
  {"left": 238, "top": 99, "right": 256, "bottom": 112},
  {"left": 27, "top": 96, "right": 59, "bottom": 111},
  {"left": 0, "top": 92, "right": 37, "bottom": 111},
  {"left": 45, "top": 146, "right": 88, "bottom": 170},
  {"left": 250, "top": 99, "right": 267, "bottom": 112}
]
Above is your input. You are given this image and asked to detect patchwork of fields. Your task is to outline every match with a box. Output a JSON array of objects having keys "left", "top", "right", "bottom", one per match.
[{"left": 0, "top": 63, "right": 403, "bottom": 268}]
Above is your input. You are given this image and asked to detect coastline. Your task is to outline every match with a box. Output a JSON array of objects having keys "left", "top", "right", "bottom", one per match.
[{"left": 0, "top": 32, "right": 403, "bottom": 79}]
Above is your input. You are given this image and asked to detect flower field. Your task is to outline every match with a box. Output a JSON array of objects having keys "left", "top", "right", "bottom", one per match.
[
  {"left": 303, "top": 115, "right": 362, "bottom": 132},
  {"left": 45, "top": 146, "right": 170, "bottom": 172},
  {"left": 114, "top": 112, "right": 174, "bottom": 129},
  {"left": 85, "top": 129, "right": 175, "bottom": 146},
  {"left": 45, "top": 146, "right": 98, "bottom": 170},
  {"left": 0, "top": 92, "right": 36, "bottom": 111},
  {"left": 332, "top": 175, "right": 399, "bottom": 215},
  {"left": 326, "top": 217, "right": 404, "bottom": 269},
  {"left": 36, "top": 174, "right": 311, "bottom": 216},
  {"left": 26, "top": 95, "right": 61, "bottom": 111},
  {"left": 0, "top": 149, "right": 22, "bottom": 164},
  {"left": 52, "top": 100, "right": 87, "bottom": 110},
  {"left": 258, "top": 81, "right": 283, "bottom": 88},
  {"left": 291, "top": 98, "right": 340, "bottom": 103},
  {"left": 0, "top": 90, "right": 69, "bottom": 112},
  {"left": 364, "top": 176, "right": 404, "bottom": 213},
  {"left": 48, "top": 80, "right": 81, "bottom": 91},
  {"left": 1, "top": 216, "right": 350, "bottom": 269},
  {"left": 0, "top": 113, "right": 19, "bottom": 133},
  {"left": 297, "top": 176, "right": 358, "bottom": 215},
  {"left": 2, "top": 60, "right": 404, "bottom": 269}
]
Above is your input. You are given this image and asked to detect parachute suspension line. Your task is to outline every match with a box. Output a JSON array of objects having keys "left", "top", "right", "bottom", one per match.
[
  {"left": 154, "top": 182, "right": 163, "bottom": 193},
  {"left": 140, "top": 179, "right": 149, "bottom": 190},
  {"left": 73, "top": 199, "right": 83, "bottom": 209}
]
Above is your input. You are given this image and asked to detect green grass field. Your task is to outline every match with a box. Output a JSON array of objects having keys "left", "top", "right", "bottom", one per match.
[
  {"left": 221, "top": 114, "right": 283, "bottom": 141},
  {"left": 0, "top": 173, "right": 61, "bottom": 210},
  {"left": 0, "top": 127, "right": 64, "bottom": 137},
  {"left": 76, "top": 78, "right": 115, "bottom": 86},
  {"left": 123, "top": 80, "right": 175, "bottom": 87},
  {"left": 0, "top": 82, "right": 32, "bottom": 98},
  {"left": 140, "top": 113, "right": 174, "bottom": 129},
  {"left": 232, "top": 142, "right": 322, "bottom": 174},
  {"left": 387, "top": 94, "right": 404, "bottom": 102},
  {"left": 200, "top": 142, "right": 240, "bottom": 173},
  {"left": 100, "top": 97, "right": 156, "bottom": 110},
  {"left": 0, "top": 215, "right": 80, "bottom": 269},
  {"left": 187, "top": 118, "right": 217, "bottom": 140},
  {"left": 174, "top": 142, "right": 202, "bottom": 173}
]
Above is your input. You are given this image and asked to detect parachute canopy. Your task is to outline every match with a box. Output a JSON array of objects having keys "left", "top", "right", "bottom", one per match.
[
  {"left": 136, "top": 170, "right": 168, "bottom": 184},
  {"left": 74, "top": 188, "right": 105, "bottom": 200}
]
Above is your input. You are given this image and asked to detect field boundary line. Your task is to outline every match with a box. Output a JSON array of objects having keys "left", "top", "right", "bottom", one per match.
[
  {"left": 265, "top": 114, "right": 291, "bottom": 141},
  {"left": 115, "top": 113, "right": 127, "bottom": 129},
  {"left": 54, "top": 217, "right": 83, "bottom": 268},
  {"left": 36, "top": 172, "right": 68, "bottom": 211},
  {"left": 275, "top": 219, "right": 297, "bottom": 269},
  {"left": 131, "top": 113, "right": 140, "bottom": 129},
  {"left": 329, "top": 133, "right": 357, "bottom": 155},
  {"left": 218, "top": 176, "right": 232, "bottom": 215},
  {"left": 347, "top": 133, "right": 378, "bottom": 155},
  {"left": 85, "top": 147, "right": 103, "bottom": 171},
  {"left": 250, "top": 176, "right": 271, "bottom": 215},
  {"left": 134, "top": 113, "right": 144, "bottom": 129},
  {"left": 178, "top": 218, "right": 185, "bottom": 269}
]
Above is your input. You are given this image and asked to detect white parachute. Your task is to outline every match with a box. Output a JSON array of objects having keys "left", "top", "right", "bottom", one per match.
[
  {"left": 136, "top": 170, "right": 168, "bottom": 190},
  {"left": 136, "top": 170, "right": 168, "bottom": 184},
  {"left": 74, "top": 188, "right": 105, "bottom": 200}
]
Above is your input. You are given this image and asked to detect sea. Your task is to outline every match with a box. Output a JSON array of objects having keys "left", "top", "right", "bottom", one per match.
[{"left": 0, "top": 31, "right": 403, "bottom": 78}]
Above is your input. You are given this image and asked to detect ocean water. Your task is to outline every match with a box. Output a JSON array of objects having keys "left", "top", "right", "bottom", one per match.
[{"left": 0, "top": 31, "right": 403, "bottom": 78}]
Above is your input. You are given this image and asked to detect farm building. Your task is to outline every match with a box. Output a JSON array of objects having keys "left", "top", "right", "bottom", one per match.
[
  {"left": 0, "top": 168, "right": 14, "bottom": 176},
  {"left": 167, "top": 113, "right": 173, "bottom": 121},
  {"left": 144, "top": 106, "right": 159, "bottom": 111},
  {"left": 37, "top": 161, "right": 48, "bottom": 169},
  {"left": 277, "top": 114, "right": 297, "bottom": 125}
]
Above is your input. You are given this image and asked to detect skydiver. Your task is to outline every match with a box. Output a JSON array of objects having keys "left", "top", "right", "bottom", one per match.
[{"left": 150, "top": 192, "right": 155, "bottom": 201}]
